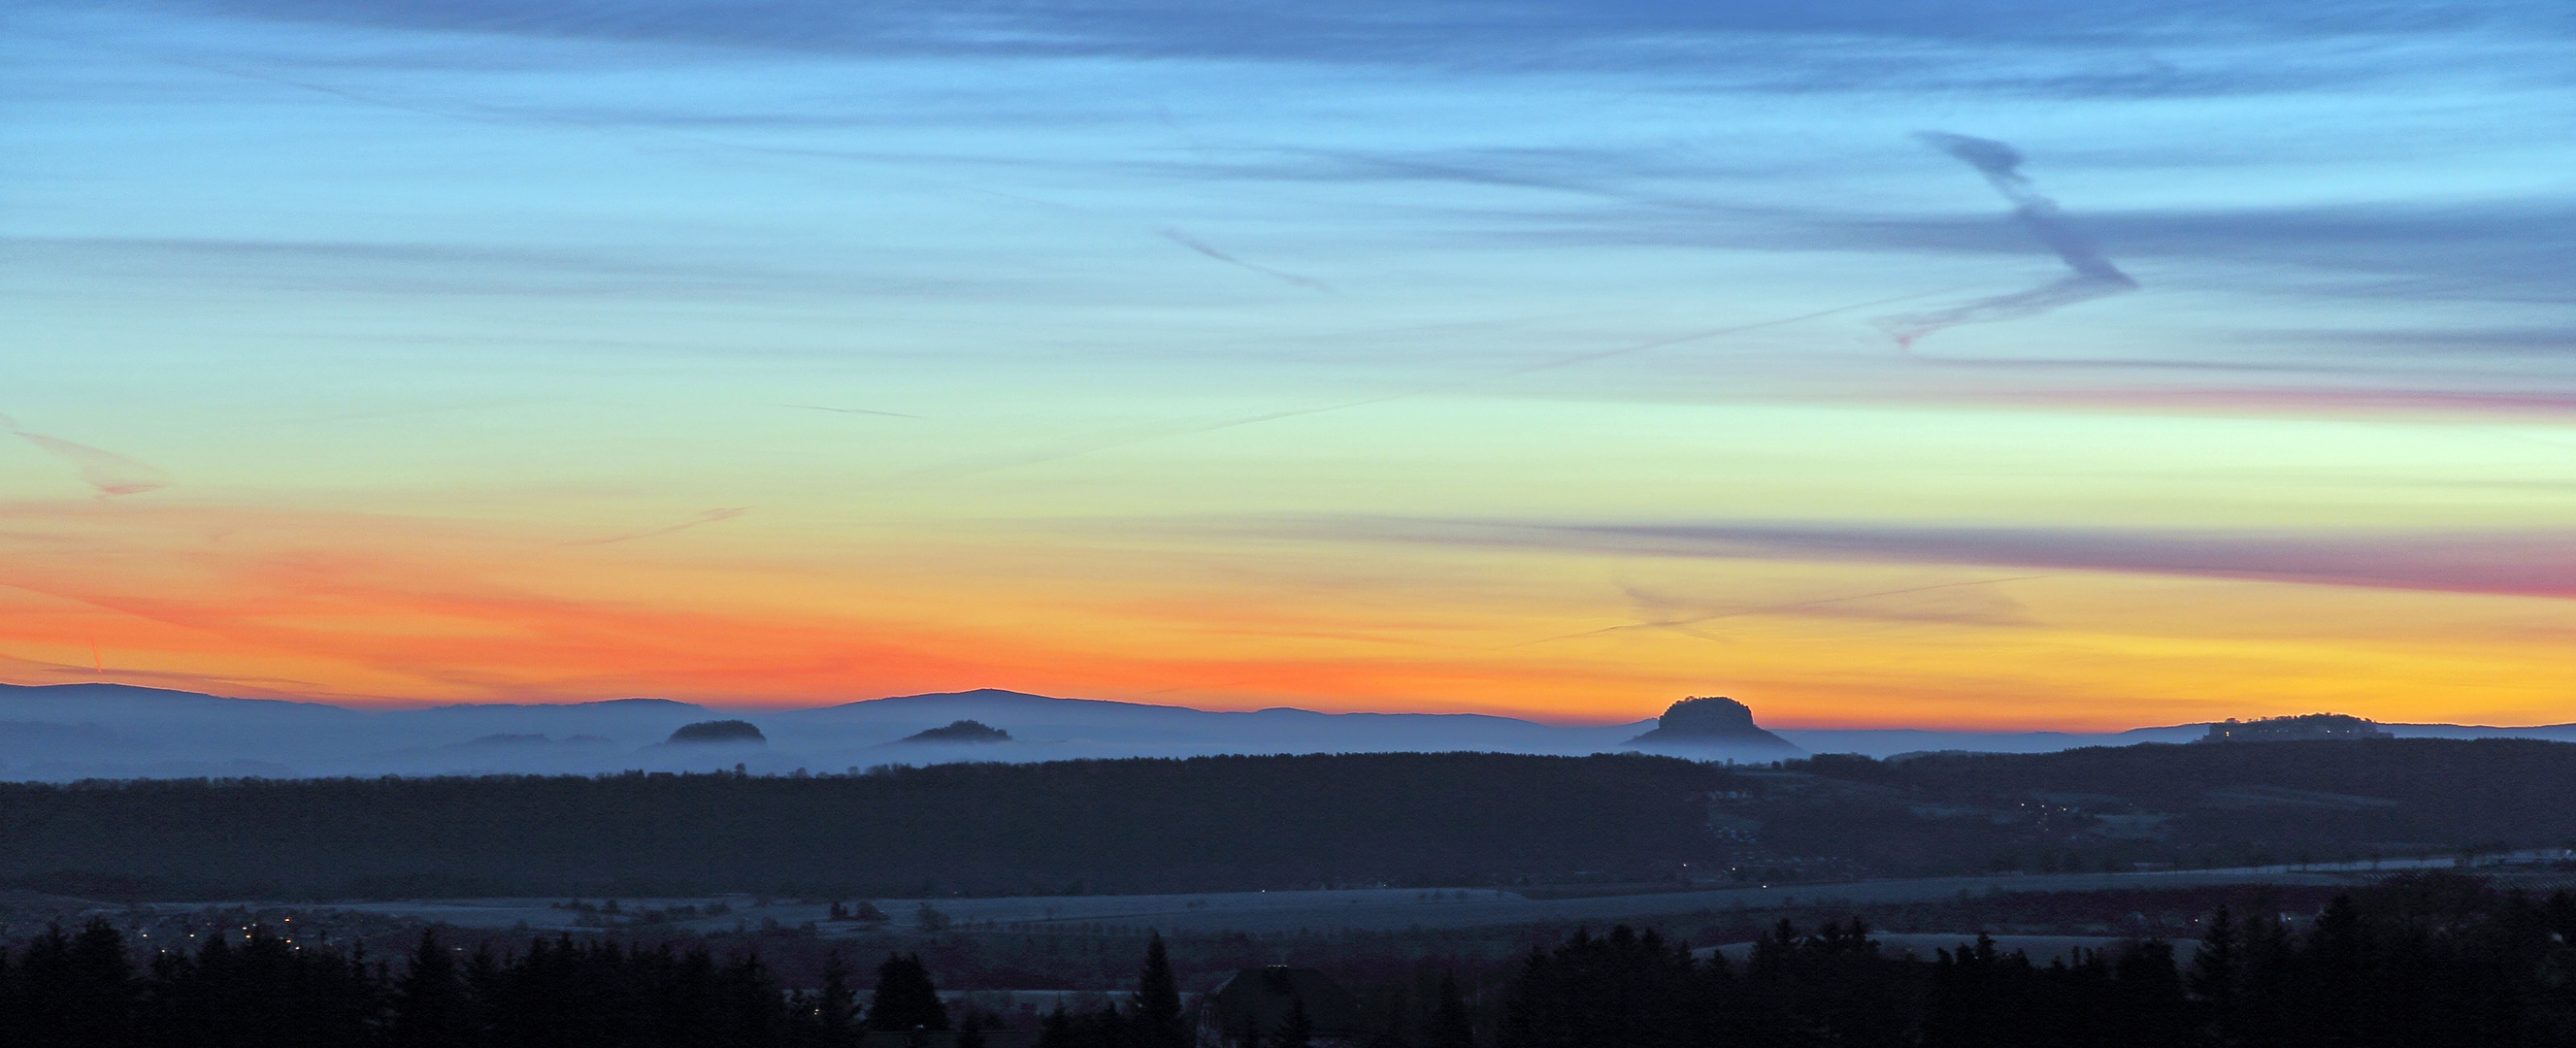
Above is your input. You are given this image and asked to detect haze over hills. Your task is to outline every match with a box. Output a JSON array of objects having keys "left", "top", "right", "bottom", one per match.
[{"left": 3, "top": 681, "right": 2573, "bottom": 781}]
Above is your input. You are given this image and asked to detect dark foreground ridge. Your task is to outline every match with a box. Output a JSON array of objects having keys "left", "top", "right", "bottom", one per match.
[{"left": 5, "top": 874, "right": 2571, "bottom": 1047}]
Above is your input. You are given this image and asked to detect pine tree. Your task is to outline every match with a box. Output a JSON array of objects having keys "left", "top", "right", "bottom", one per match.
[
  {"left": 718, "top": 952, "right": 787, "bottom": 1047},
  {"left": 15, "top": 922, "right": 136, "bottom": 1048},
  {"left": 392, "top": 930, "right": 476, "bottom": 1048},
  {"left": 1134, "top": 933, "right": 1185, "bottom": 1048},
  {"left": 0, "top": 935, "right": 14, "bottom": 1048},
  {"left": 815, "top": 951, "right": 860, "bottom": 1047},
  {"left": 1429, "top": 971, "right": 1474, "bottom": 1048},
  {"left": 1035, "top": 1001, "right": 1073, "bottom": 1048},
  {"left": 1273, "top": 997, "right": 1314, "bottom": 1048},
  {"left": 868, "top": 953, "right": 951, "bottom": 1032},
  {"left": 2305, "top": 894, "right": 2370, "bottom": 1047},
  {"left": 2189, "top": 906, "right": 2238, "bottom": 999}
]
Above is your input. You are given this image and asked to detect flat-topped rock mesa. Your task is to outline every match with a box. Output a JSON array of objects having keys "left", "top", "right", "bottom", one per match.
[
  {"left": 665, "top": 720, "right": 766, "bottom": 745},
  {"left": 1625, "top": 696, "right": 1800, "bottom": 754},
  {"left": 899, "top": 719, "right": 1011, "bottom": 744}
]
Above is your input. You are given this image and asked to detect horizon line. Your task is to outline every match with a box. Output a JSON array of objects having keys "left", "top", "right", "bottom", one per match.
[{"left": 7, "top": 678, "right": 2563, "bottom": 736}]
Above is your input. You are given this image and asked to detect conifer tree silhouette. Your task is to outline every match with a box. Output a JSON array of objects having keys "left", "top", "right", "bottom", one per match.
[
  {"left": 391, "top": 930, "right": 475, "bottom": 1048},
  {"left": 867, "top": 953, "right": 949, "bottom": 1032},
  {"left": 813, "top": 951, "right": 860, "bottom": 1047},
  {"left": 1273, "top": 997, "right": 1313, "bottom": 1048},
  {"left": 1429, "top": 970, "right": 1475, "bottom": 1048},
  {"left": 1035, "top": 1001, "right": 1073, "bottom": 1048},
  {"left": 1134, "top": 933, "right": 1185, "bottom": 1048}
]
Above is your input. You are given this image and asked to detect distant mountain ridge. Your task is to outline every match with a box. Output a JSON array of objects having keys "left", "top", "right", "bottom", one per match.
[{"left": 2, "top": 681, "right": 2572, "bottom": 781}]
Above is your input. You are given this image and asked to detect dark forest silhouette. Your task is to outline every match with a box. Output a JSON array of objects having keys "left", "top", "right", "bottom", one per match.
[
  {"left": 1495, "top": 875, "right": 2576, "bottom": 1047},
  {"left": 0, "top": 754, "right": 1732, "bottom": 899},
  {"left": 9, "top": 741, "right": 2576, "bottom": 900},
  {"left": 4, "top": 876, "right": 2572, "bottom": 1046}
]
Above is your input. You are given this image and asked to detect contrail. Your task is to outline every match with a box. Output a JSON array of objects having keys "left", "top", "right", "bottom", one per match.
[
  {"left": 783, "top": 404, "right": 921, "bottom": 419},
  {"left": 898, "top": 288, "right": 1950, "bottom": 484},
  {"left": 1159, "top": 228, "right": 1336, "bottom": 293},
  {"left": 1879, "top": 133, "right": 2137, "bottom": 348},
  {"left": 563, "top": 508, "right": 748, "bottom": 546},
  {"left": 1515, "top": 575, "right": 2044, "bottom": 645},
  {"left": 0, "top": 413, "right": 169, "bottom": 498}
]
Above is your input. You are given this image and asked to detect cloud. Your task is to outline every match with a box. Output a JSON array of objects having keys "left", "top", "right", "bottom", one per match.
[
  {"left": 2275, "top": 327, "right": 2576, "bottom": 358},
  {"left": 0, "top": 414, "right": 169, "bottom": 498},
  {"left": 159, "top": 0, "right": 2568, "bottom": 73},
  {"left": 1876, "top": 132, "right": 2138, "bottom": 347},
  {"left": 895, "top": 289, "right": 1943, "bottom": 483},
  {"left": 1909, "top": 385, "right": 2576, "bottom": 417},
  {"left": 1281, "top": 517, "right": 2576, "bottom": 601},
  {"left": 783, "top": 403, "right": 921, "bottom": 418},
  {"left": 0, "top": 651, "right": 326, "bottom": 691},
  {"left": 5, "top": 236, "right": 1026, "bottom": 306},
  {"left": 0, "top": 501, "right": 1026, "bottom": 703},
  {"left": 1523, "top": 575, "right": 2042, "bottom": 643},
  {"left": 561, "top": 508, "right": 748, "bottom": 546},
  {"left": 1158, "top": 228, "right": 1334, "bottom": 292},
  {"left": 1446, "top": 197, "right": 2576, "bottom": 312}
]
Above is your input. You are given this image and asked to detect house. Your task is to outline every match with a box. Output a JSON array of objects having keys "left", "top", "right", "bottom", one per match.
[{"left": 1195, "top": 967, "right": 1361, "bottom": 1048}]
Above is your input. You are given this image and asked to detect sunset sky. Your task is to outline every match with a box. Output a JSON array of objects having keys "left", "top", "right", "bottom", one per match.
[{"left": 5, "top": 0, "right": 2573, "bottom": 729}]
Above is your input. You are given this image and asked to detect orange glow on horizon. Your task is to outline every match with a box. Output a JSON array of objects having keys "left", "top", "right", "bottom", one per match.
[{"left": 7, "top": 495, "right": 2572, "bottom": 733}]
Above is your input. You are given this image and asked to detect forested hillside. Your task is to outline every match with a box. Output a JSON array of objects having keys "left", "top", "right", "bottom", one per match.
[
  {"left": 0, "top": 754, "right": 1733, "bottom": 900},
  {"left": 12, "top": 740, "right": 2576, "bottom": 901},
  {"left": 1747, "top": 738, "right": 2576, "bottom": 874}
]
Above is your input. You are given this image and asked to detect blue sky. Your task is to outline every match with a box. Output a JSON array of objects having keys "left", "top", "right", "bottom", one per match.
[{"left": 4, "top": 0, "right": 2573, "bottom": 724}]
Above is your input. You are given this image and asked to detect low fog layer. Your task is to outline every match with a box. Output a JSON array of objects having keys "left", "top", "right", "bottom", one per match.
[{"left": 3, "top": 683, "right": 2572, "bottom": 781}]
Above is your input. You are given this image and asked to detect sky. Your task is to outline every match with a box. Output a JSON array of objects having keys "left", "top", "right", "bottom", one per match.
[{"left": 4, "top": 0, "right": 2573, "bottom": 729}]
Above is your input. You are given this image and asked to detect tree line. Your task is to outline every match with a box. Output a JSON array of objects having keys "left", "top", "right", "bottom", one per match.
[
  {"left": 7, "top": 875, "right": 2570, "bottom": 1046},
  {"left": 0, "top": 923, "right": 926, "bottom": 1048},
  {"left": 0, "top": 919, "right": 1204, "bottom": 1048},
  {"left": 0, "top": 754, "right": 1732, "bottom": 900},
  {"left": 1498, "top": 875, "right": 2576, "bottom": 1048},
  {"left": 13, "top": 741, "right": 2573, "bottom": 901},
  {"left": 1793, "top": 738, "right": 2576, "bottom": 853},
  {"left": 1744, "top": 738, "right": 2576, "bottom": 876}
]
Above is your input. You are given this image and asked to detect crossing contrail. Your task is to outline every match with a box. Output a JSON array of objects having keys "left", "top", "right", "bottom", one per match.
[
  {"left": 1880, "top": 133, "right": 2137, "bottom": 348},
  {"left": 0, "top": 413, "right": 169, "bottom": 498}
]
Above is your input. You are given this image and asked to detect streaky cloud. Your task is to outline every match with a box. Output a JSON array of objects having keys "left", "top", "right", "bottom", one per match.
[
  {"left": 0, "top": 413, "right": 169, "bottom": 498},
  {"left": 1283, "top": 517, "right": 2576, "bottom": 601},
  {"left": 1521, "top": 575, "right": 2044, "bottom": 644},
  {"left": 1158, "top": 228, "right": 1334, "bottom": 292},
  {"left": 783, "top": 403, "right": 921, "bottom": 418},
  {"left": 896, "top": 289, "right": 1947, "bottom": 484},
  {"left": 562, "top": 507, "right": 748, "bottom": 546},
  {"left": 161, "top": 0, "right": 2571, "bottom": 72},
  {"left": 1879, "top": 132, "right": 2138, "bottom": 347},
  {"left": 1907, "top": 385, "right": 2576, "bottom": 417}
]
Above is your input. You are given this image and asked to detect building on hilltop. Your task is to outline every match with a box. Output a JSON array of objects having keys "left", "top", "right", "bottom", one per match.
[
  {"left": 2200, "top": 713, "right": 2391, "bottom": 742},
  {"left": 1196, "top": 967, "right": 1360, "bottom": 1048}
]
